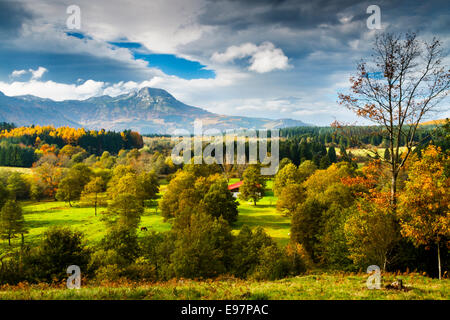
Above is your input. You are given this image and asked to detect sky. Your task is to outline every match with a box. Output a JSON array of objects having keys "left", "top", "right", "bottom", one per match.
[{"left": 0, "top": 0, "right": 449, "bottom": 125}]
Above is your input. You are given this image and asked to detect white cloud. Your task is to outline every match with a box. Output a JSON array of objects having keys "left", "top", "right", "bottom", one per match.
[
  {"left": 0, "top": 79, "right": 105, "bottom": 101},
  {"left": 0, "top": 65, "right": 247, "bottom": 103},
  {"left": 9, "top": 67, "right": 48, "bottom": 80},
  {"left": 29, "top": 67, "right": 47, "bottom": 80},
  {"left": 211, "top": 43, "right": 259, "bottom": 63},
  {"left": 10, "top": 70, "right": 27, "bottom": 78},
  {"left": 212, "top": 42, "right": 291, "bottom": 73}
]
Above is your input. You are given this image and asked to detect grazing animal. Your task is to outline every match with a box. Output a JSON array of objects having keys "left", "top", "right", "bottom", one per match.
[{"left": 140, "top": 227, "right": 148, "bottom": 231}]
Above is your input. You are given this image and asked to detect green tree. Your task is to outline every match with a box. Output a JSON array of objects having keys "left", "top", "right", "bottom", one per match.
[
  {"left": 383, "top": 148, "right": 391, "bottom": 162},
  {"left": 239, "top": 165, "right": 265, "bottom": 206},
  {"left": 0, "top": 200, "right": 27, "bottom": 246},
  {"left": 319, "top": 154, "right": 331, "bottom": 169},
  {"left": 103, "top": 193, "right": 144, "bottom": 230},
  {"left": 0, "top": 183, "right": 9, "bottom": 209},
  {"left": 160, "top": 171, "right": 198, "bottom": 220},
  {"left": 26, "top": 227, "right": 90, "bottom": 282},
  {"left": 100, "top": 227, "right": 140, "bottom": 264},
  {"left": 7, "top": 172, "right": 29, "bottom": 200},
  {"left": 327, "top": 146, "right": 337, "bottom": 163},
  {"left": 276, "top": 184, "right": 305, "bottom": 216},
  {"left": 273, "top": 163, "right": 298, "bottom": 196},
  {"left": 170, "top": 212, "right": 233, "bottom": 279},
  {"left": 200, "top": 178, "right": 238, "bottom": 224},
  {"left": 136, "top": 171, "right": 160, "bottom": 205},
  {"left": 291, "top": 198, "right": 327, "bottom": 262},
  {"left": 80, "top": 177, "right": 105, "bottom": 216},
  {"left": 56, "top": 164, "right": 92, "bottom": 206},
  {"left": 55, "top": 175, "right": 79, "bottom": 206}
]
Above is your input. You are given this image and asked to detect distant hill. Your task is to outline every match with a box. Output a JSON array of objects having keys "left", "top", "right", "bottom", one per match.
[
  {"left": 0, "top": 88, "right": 310, "bottom": 134},
  {"left": 420, "top": 118, "right": 448, "bottom": 126}
]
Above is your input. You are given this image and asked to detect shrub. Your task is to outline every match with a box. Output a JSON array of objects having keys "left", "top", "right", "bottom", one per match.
[
  {"left": 22, "top": 227, "right": 90, "bottom": 283},
  {"left": 251, "top": 245, "right": 291, "bottom": 281}
]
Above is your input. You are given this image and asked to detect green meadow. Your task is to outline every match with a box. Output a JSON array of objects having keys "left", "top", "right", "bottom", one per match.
[{"left": 0, "top": 178, "right": 290, "bottom": 250}]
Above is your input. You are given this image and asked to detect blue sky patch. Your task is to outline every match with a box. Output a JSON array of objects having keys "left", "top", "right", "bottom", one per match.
[{"left": 110, "top": 42, "right": 215, "bottom": 80}]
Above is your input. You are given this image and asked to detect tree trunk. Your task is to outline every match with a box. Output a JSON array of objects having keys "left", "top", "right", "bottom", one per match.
[
  {"left": 253, "top": 199, "right": 256, "bottom": 206},
  {"left": 437, "top": 241, "right": 441, "bottom": 280},
  {"left": 94, "top": 193, "right": 97, "bottom": 216},
  {"left": 8, "top": 235, "right": 10, "bottom": 246},
  {"left": 21, "top": 233, "right": 24, "bottom": 247},
  {"left": 390, "top": 171, "right": 398, "bottom": 209}
]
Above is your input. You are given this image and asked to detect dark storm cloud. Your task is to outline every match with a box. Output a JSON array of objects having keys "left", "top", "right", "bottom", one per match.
[
  {"left": 198, "top": 0, "right": 367, "bottom": 30},
  {"left": 0, "top": 0, "right": 34, "bottom": 38},
  {"left": 195, "top": 0, "right": 450, "bottom": 62}
]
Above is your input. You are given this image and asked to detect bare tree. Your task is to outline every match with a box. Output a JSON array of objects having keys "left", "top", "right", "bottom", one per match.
[{"left": 339, "top": 33, "right": 449, "bottom": 206}]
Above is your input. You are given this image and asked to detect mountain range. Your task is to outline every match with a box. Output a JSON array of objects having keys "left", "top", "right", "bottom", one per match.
[{"left": 0, "top": 87, "right": 310, "bottom": 134}]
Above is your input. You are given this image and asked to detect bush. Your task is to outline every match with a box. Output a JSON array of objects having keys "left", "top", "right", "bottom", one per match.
[
  {"left": 169, "top": 213, "right": 233, "bottom": 279},
  {"left": 100, "top": 227, "right": 140, "bottom": 264},
  {"left": 17, "top": 227, "right": 91, "bottom": 283},
  {"left": 251, "top": 245, "right": 291, "bottom": 280},
  {"left": 230, "top": 226, "right": 273, "bottom": 278}
]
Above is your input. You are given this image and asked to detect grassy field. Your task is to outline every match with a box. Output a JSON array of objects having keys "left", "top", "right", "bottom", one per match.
[
  {"left": 0, "top": 166, "right": 32, "bottom": 174},
  {"left": 231, "top": 179, "right": 290, "bottom": 245},
  {"left": 0, "top": 273, "right": 448, "bottom": 300},
  {"left": 0, "top": 178, "right": 289, "bottom": 250}
]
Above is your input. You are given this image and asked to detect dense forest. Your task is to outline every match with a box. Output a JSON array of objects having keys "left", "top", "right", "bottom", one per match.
[{"left": 0, "top": 124, "right": 144, "bottom": 167}]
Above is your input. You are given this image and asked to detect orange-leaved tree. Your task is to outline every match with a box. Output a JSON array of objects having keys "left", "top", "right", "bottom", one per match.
[
  {"left": 338, "top": 33, "right": 450, "bottom": 207},
  {"left": 398, "top": 145, "right": 449, "bottom": 279}
]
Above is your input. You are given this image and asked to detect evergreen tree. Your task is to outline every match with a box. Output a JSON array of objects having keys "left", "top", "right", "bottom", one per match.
[
  {"left": 383, "top": 147, "right": 391, "bottom": 162},
  {"left": 327, "top": 146, "right": 337, "bottom": 163}
]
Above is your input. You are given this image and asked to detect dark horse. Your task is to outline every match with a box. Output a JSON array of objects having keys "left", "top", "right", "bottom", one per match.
[{"left": 140, "top": 227, "right": 148, "bottom": 231}]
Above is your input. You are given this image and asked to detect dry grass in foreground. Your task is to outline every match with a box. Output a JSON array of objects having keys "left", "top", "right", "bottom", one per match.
[{"left": 0, "top": 272, "right": 448, "bottom": 300}]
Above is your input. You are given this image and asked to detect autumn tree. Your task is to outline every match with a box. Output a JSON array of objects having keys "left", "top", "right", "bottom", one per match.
[
  {"left": 398, "top": 146, "right": 450, "bottom": 279},
  {"left": 32, "top": 155, "right": 63, "bottom": 199},
  {"left": 339, "top": 33, "right": 450, "bottom": 206},
  {"left": 239, "top": 165, "right": 265, "bottom": 206},
  {"left": 297, "top": 160, "right": 317, "bottom": 182},
  {"left": 344, "top": 199, "right": 399, "bottom": 271}
]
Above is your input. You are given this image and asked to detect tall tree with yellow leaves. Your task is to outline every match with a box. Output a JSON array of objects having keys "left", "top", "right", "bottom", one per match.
[{"left": 398, "top": 146, "right": 449, "bottom": 279}]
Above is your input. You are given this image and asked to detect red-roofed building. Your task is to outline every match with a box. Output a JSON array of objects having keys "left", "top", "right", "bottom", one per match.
[
  {"left": 228, "top": 180, "right": 262, "bottom": 198},
  {"left": 228, "top": 181, "right": 243, "bottom": 191},
  {"left": 228, "top": 181, "right": 243, "bottom": 198}
]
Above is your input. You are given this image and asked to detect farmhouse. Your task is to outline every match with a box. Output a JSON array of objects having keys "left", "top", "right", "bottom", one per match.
[
  {"left": 228, "top": 181, "right": 243, "bottom": 197},
  {"left": 228, "top": 181, "right": 263, "bottom": 198}
]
